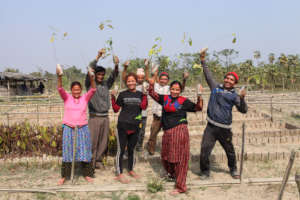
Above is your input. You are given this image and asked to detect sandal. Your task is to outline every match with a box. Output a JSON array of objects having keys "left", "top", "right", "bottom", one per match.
[
  {"left": 57, "top": 178, "right": 65, "bottom": 185},
  {"left": 169, "top": 189, "right": 181, "bottom": 196},
  {"left": 85, "top": 176, "right": 94, "bottom": 183},
  {"left": 128, "top": 171, "right": 140, "bottom": 179},
  {"left": 114, "top": 174, "right": 130, "bottom": 184}
]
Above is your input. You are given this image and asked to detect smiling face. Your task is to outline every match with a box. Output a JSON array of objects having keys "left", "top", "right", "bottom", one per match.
[
  {"left": 71, "top": 85, "right": 82, "bottom": 99},
  {"left": 96, "top": 71, "right": 105, "bottom": 83},
  {"left": 170, "top": 83, "right": 181, "bottom": 98},
  {"left": 126, "top": 75, "right": 137, "bottom": 91},
  {"left": 223, "top": 74, "right": 236, "bottom": 89},
  {"left": 159, "top": 75, "right": 169, "bottom": 86}
]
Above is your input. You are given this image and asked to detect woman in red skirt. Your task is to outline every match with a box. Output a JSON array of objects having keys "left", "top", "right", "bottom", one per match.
[{"left": 148, "top": 78, "right": 203, "bottom": 195}]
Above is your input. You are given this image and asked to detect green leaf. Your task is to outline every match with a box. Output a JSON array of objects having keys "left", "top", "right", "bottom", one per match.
[
  {"left": 51, "top": 141, "right": 57, "bottom": 148},
  {"left": 188, "top": 38, "right": 192, "bottom": 46},
  {"left": 232, "top": 37, "right": 236, "bottom": 44},
  {"left": 107, "top": 24, "right": 114, "bottom": 29},
  {"left": 105, "top": 20, "right": 112, "bottom": 23},
  {"left": 17, "top": 140, "right": 21, "bottom": 147},
  {"left": 99, "top": 23, "right": 104, "bottom": 30},
  {"left": 63, "top": 32, "right": 68, "bottom": 37},
  {"left": 152, "top": 44, "right": 157, "bottom": 49}
]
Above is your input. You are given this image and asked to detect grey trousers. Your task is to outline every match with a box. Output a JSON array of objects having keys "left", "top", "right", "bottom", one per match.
[{"left": 88, "top": 115, "right": 109, "bottom": 168}]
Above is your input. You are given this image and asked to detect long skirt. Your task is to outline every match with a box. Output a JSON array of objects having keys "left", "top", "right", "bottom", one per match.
[
  {"left": 161, "top": 123, "right": 189, "bottom": 193},
  {"left": 62, "top": 124, "right": 92, "bottom": 162}
]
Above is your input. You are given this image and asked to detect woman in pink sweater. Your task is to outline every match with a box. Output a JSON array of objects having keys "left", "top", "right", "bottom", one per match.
[{"left": 56, "top": 65, "right": 96, "bottom": 185}]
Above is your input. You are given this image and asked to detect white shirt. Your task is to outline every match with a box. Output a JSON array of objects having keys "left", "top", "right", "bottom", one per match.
[
  {"left": 136, "top": 83, "right": 148, "bottom": 118},
  {"left": 152, "top": 82, "right": 170, "bottom": 117}
]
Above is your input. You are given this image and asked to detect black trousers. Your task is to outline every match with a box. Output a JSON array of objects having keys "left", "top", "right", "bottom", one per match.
[
  {"left": 61, "top": 162, "right": 94, "bottom": 179},
  {"left": 200, "top": 123, "right": 237, "bottom": 174},
  {"left": 116, "top": 123, "right": 139, "bottom": 174}
]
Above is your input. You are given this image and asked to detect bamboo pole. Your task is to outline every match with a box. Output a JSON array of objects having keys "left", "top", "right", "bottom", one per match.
[
  {"left": 295, "top": 168, "right": 300, "bottom": 198},
  {"left": 277, "top": 149, "right": 296, "bottom": 200},
  {"left": 71, "top": 126, "right": 78, "bottom": 184},
  {"left": 239, "top": 122, "right": 246, "bottom": 182}
]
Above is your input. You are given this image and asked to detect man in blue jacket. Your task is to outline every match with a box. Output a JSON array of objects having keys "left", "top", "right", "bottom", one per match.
[{"left": 199, "top": 49, "right": 247, "bottom": 180}]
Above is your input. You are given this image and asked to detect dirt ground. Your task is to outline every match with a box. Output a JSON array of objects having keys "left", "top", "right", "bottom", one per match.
[{"left": 0, "top": 157, "right": 300, "bottom": 200}]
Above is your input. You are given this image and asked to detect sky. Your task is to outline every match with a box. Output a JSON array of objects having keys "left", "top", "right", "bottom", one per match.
[{"left": 1, "top": 0, "right": 300, "bottom": 73}]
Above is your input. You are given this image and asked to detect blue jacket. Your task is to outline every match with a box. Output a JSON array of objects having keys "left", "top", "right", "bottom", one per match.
[{"left": 202, "top": 62, "right": 248, "bottom": 129}]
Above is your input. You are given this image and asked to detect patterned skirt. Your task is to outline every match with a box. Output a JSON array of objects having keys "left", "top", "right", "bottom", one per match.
[
  {"left": 62, "top": 125, "right": 92, "bottom": 162},
  {"left": 161, "top": 124, "right": 190, "bottom": 163}
]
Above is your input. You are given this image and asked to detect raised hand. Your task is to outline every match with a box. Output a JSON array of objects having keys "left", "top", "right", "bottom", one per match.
[
  {"left": 88, "top": 67, "right": 95, "bottom": 78},
  {"left": 96, "top": 48, "right": 106, "bottom": 60},
  {"left": 183, "top": 71, "right": 189, "bottom": 80},
  {"left": 239, "top": 86, "right": 247, "bottom": 98},
  {"left": 113, "top": 55, "right": 119, "bottom": 66},
  {"left": 123, "top": 60, "right": 130, "bottom": 68},
  {"left": 144, "top": 59, "right": 149, "bottom": 66},
  {"left": 199, "top": 47, "right": 208, "bottom": 62},
  {"left": 56, "top": 64, "right": 63, "bottom": 76}
]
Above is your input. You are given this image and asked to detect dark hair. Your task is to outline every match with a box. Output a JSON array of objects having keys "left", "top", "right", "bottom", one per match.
[
  {"left": 170, "top": 80, "right": 183, "bottom": 91},
  {"left": 95, "top": 66, "right": 106, "bottom": 74},
  {"left": 70, "top": 81, "right": 82, "bottom": 90},
  {"left": 125, "top": 72, "right": 138, "bottom": 83}
]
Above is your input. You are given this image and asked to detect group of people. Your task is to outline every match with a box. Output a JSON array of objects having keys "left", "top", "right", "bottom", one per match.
[{"left": 56, "top": 49, "right": 248, "bottom": 195}]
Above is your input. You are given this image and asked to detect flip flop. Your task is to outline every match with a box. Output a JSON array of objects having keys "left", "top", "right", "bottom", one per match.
[
  {"left": 115, "top": 175, "right": 130, "bottom": 184},
  {"left": 169, "top": 189, "right": 181, "bottom": 196},
  {"left": 128, "top": 171, "right": 140, "bottom": 179},
  {"left": 57, "top": 178, "right": 65, "bottom": 185},
  {"left": 85, "top": 176, "right": 94, "bottom": 183}
]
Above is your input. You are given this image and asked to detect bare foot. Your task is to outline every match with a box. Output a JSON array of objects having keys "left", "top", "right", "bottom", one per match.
[
  {"left": 169, "top": 189, "right": 181, "bottom": 196},
  {"left": 114, "top": 174, "right": 130, "bottom": 184},
  {"left": 128, "top": 171, "right": 140, "bottom": 179},
  {"left": 58, "top": 178, "right": 65, "bottom": 185},
  {"left": 84, "top": 176, "right": 94, "bottom": 183}
]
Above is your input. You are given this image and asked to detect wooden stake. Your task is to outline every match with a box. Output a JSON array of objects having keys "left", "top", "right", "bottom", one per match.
[
  {"left": 71, "top": 126, "right": 78, "bottom": 184},
  {"left": 295, "top": 168, "right": 300, "bottom": 198},
  {"left": 277, "top": 149, "right": 296, "bottom": 200},
  {"left": 239, "top": 122, "right": 246, "bottom": 183}
]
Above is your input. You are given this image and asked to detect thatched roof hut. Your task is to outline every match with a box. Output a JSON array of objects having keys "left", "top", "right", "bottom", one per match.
[{"left": 0, "top": 72, "right": 47, "bottom": 96}]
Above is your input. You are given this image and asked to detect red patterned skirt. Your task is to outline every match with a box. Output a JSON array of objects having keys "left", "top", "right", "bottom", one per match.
[{"left": 161, "top": 123, "right": 189, "bottom": 163}]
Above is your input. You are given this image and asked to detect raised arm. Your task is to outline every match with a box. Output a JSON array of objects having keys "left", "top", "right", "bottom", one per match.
[
  {"left": 147, "top": 78, "right": 164, "bottom": 105},
  {"left": 121, "top": 60, "right": 130, "bottom": 83},
  {"left": 144, "top": 59, "right": 149, "bottom": 82},
  {"left": 181, "top": 71, "right": 189, "bottom": 92},
  {"left": 56, "top": 64, "right": 68, "bottom": 101},
  {"left": 106, "top": 55, "right": 120, "bottom": 89},
  {"left": 200, "top": 50, "right": 218, "bottom": 91},
  {"left": 85, "top": 49, "right": 105, "bottom": 89}
]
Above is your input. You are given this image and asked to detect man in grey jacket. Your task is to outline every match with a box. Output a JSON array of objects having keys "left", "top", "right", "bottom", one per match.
[
  {"left": 85, "top": 49, "right": 119, "bottom": 169},
  {"left": 199, "top": 49, "right": 247, "bottom": 180}
]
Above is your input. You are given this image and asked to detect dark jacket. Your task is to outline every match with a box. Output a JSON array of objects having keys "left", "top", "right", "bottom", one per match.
[
  {"left": 85, "top": 59, "right": 118, "bottom": 116},
  {"left": 202, "top": 61, "right": 247, "bottom": 129}
]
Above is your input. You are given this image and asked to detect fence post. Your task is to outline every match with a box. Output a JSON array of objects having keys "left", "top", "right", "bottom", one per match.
[
  {"left": 240, "top": 122, "right": 246, "bottom": 183},
  {"left": 270, "top": 96, "right": 273, "bottom": 122},
  {"left": 36, "top": 104, "right": 39, "bottom": 124},
  {"left": 277, "top": 149, "right": 296, "bottom": 200},
  {"left": 6, "top": 113, "right": 10, "bottom": 127}
]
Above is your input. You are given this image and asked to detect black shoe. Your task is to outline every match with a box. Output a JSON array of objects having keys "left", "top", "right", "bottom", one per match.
[
  {"left": 230, "top": 170, "right": 240, "bottom": 179},
  {"left": 199, "top": 172, "right": 210, "bottom": 180}
]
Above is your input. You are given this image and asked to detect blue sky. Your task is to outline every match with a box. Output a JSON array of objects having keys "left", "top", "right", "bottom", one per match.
[{"left": 1, "top": 0, "right": 300, "bottom": 73}]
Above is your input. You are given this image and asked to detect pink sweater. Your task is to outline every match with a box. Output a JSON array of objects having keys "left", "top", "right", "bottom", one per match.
[{"left": 58, "top": 87, "right": 96, "bottom": 127}]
